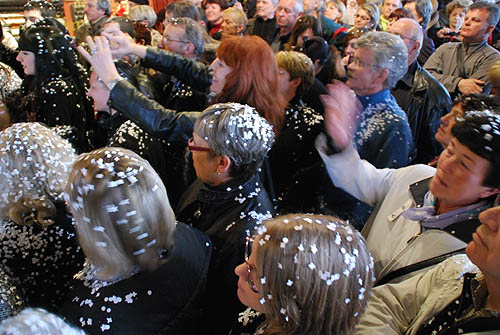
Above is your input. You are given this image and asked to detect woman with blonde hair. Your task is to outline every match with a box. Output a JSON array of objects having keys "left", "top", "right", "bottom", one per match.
[
  {"left": 0, "top": 122, "right": 84, "bottom": 309},
  {"left": 62, "top": 147, "right": 212, "bottom": 334},
  {"left": 234, "top": 214, "right": 375, "bottom": 335},
  {"left": 129, "top": 5, "right": 163, "bottom": 46}
]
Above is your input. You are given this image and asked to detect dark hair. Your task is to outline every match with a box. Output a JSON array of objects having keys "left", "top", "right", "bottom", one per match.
[
  {"left": 452, "top": 111, "right": 500, "bottom": 188},
  {"left": 166, "top": 1, "right": 201, "bottom": 21},
  {"left": 133, "top": 22, "right": 152, "bottom": 45},
  {"left": 18, "top": 25, "right": 87, "bottom": 94},
  {"left": 129, "top": 0, "right": 149, "bottom": 5},
  {"left": 24, "top": 0, "right": 56, "bottom": 18},
  {"left": 285, "top": 15, "right": 322, "bottom": 51},
  {"left": 204, "top": 0, "right": 232, "bottom": 10},
  {"left": 303, "top": 36, "right": 331, "bottom": 66},
  {"left": 105, "top": 17, "right": 136, "bottom": 38},
  {"left": 469, "top": 1, "right": 500, "bottom": 27},
  {"left": 344, "top": 26, "right": 370, "bottom": 47},
  {"left": 453, "top": 93, "right": 500, "bottom": 111},
  {"left": 405, "top": 0, "right": 432, "bottom": 26},
  {"left": 388, "top": 7, "right": 416, "bottom": 21}
]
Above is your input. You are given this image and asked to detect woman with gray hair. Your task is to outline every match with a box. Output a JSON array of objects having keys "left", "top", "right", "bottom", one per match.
[
  {"left": 176, "top": 102, "right": 275, "bottom": 334},
  {"left": 129, "top": 5, "right": 163, "bottom": 47},
  {"left": 61, "top": 147, "right": 212, "bottom": 334},
  {"left": 0, "top": 122, "right": 84, "bottom": 309}
]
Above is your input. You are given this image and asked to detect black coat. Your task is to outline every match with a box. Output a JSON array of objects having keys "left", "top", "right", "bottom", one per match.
[
  {"left": 61, "top": 223, "right": 212, "bottom": 335},
  {"left": 392, "top": 62, "right": 451, "bottom": 164},
  {"left": 176, "top": 175, "right": 275, "bottom": 335},
  {"left": 0, "top": 202, "right": 84, "bottom": 309}
]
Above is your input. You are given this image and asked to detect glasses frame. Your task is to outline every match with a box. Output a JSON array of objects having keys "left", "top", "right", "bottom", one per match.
[
  {"left": 187, "top": 137, "right": 211, "bottom": 152},
  {"left": 245, "top": 236, "right": 259, "bottom": 293}
]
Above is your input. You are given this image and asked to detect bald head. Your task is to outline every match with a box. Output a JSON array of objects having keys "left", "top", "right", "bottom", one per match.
[{"left": 387, "top": 18, "right": 423, "bottom": 65}]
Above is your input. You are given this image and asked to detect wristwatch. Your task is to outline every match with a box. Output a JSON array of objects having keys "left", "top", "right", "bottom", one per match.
[{"left": 106, "top": 77, "right": 125, "bottom": 91}]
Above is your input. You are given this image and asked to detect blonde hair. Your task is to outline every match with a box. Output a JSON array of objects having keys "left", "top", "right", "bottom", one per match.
[
  {"left": 129, "top": 4, "right": 157, "bottom": 28},
  {"left": 65, "top": 147, "right": 176, "bottom": 280},
  {"left": 222, "top": 7, "right": 248, "bottom": 32},
  {"left": 0, "top": 122, "right": 76, "bottom": 226},
  {"left": 276, "top": 51, "right": 315, "bottom": 97},
  {"left": 254, "top": 214, "right": 374, "bottom": 335}
]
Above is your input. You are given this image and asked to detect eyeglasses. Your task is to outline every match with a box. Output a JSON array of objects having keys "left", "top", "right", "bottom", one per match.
[
  {"left": 162, "top": 36, "right": 190, "bottom": 44},
  {"left": 245, "top": 236, "right": 259, "bottom": 293},
  {"left": 187, "top": 137, "right": 211, "bottom": 152}
]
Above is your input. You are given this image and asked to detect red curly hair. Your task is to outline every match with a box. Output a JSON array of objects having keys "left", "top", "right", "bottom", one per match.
[{"left": 214, "top": 35, "right": 287, "bottom": 133}]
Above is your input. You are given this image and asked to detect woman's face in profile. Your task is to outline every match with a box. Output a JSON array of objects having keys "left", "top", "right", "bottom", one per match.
[
  {"left": 16, "top": 50, "right": 36, "bottom": 76},
  {"left": 234, "top": 239, "right": 264, "bottom": 313},
  {"left": 209, "top": 58, "right": 232, "bottom": 95}
]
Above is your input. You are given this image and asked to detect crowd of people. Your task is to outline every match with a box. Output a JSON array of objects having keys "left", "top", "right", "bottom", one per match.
[{"left": 0, "top": 0, "right": 499, "bottom": 333}]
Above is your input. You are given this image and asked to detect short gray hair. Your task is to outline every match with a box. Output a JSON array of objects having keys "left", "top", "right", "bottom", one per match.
[
  {"left": 359, "top": 3, "right": 380, "bottom": 29},
  {"left": 194, "top": 103, "right": 275, "bottom": 180},
  {"left": 0, "top": 308, "right": 86, "bottom": 335},
  {"left": 406, "top": 0, "right": 432, "bottom": 26},
  {"left": 129, "top": 5, "right": 157, "bottom": 28},
  {"left": 97, "top": 0, "right": 111, "bottom": 16},
  {"left": 354, "top": 31, "right": 408, "bottom": 89},
  {"left": 470, "top": 1, "right": 500, "bottom": 27},
  {"left": 168, "top": 17, "right": 204, "bottom": 57}
]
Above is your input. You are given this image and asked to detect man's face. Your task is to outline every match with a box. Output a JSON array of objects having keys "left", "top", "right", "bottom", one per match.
[
  {"left": 387, "top": 20, "right": 418, "bottom": 64},
  {"left": 276, "top": 0, "right": 302, "bottom": 33},
  {"left": 160, "top": 24, "right": 192, "bottom": 57},
  {"left": 430, "top": 138, "right": 494, "bottom": 209},
  {"left": 460, "top": 8, "right": 493, "bottom": 43},
  {"left": 467, "top": 206, "right": 500, "bottom": 278},
  {"left": 24, "top": 9, "right": 43, "bottom": 28},
  {"left": 302, "top": 0, "right": 317, "bottom": 15},
  {"left": 256, "top": 0, "right": 277, "bottom": 20},
  {"left": 85, "top": 0, "right": 105, "bottom": 22},
  {"left": 435, "top": 103, "right": 464, "bottom": 149},
  {"left": 404, "top": 2, "right": 422, "bottom": 24},
  {"left": 347, "top": 48, "right": 381, "bottom": 96},
  {"left": 88, "top": 72, "right": 111, "bottom": 113},
  {"left": 382, "top": 0, "right": 401, "bottom": 19}
]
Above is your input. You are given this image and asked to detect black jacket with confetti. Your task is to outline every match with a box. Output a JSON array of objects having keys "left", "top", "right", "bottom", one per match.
[
  {"left": 0, "top": 202, "right": 84, "bottom": 310},
  {"left": 61, "top": 223, "right": 212, "bottom": 335},
  {"left": 176, "top": 174, "right": 274, "bottom": 335}
]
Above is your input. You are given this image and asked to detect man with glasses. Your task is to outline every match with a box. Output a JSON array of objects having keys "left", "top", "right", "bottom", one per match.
[
  {"left": 322, "top": 31, "right": 414, "bottom": 227},
  {"left": 389, "top": 18, "right": 452, "bottom": 164},
  {"left": 156, "top": 17, "right": 208, "bottom": 111}
]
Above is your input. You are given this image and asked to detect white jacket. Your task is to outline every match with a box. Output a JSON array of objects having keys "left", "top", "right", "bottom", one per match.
[
  {"left": 316, "top": 135, "right": 468, "bottom": 281},
  {"left": 355, "top": 255, "right": 479, "bottom": 335}
]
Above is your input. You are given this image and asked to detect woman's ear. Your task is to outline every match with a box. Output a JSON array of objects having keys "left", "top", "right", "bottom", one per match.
[{"left": 217, "top": 155, "right": 232, "bottom": 174}]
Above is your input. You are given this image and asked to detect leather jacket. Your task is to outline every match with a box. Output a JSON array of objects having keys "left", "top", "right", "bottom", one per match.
[
  {"left": 109, "top": 48, "right": 213, "bottom": 144},
  {"left": 392, "top": 62, "right": 451, "bottom": 164},
  {"left": 176, "top": 174, "right": 274, "bottom": 335}
]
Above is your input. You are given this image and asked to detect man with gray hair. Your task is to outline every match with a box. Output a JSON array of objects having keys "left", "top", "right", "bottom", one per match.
[
  {"left": 322, "top": 31, "right": 414, "bottom": 227},
  {"left": 425, "top": 1, "right": 500, "bottom": 97},
  {"left": 389, "top": 18, "right": 451, "bottom": 164},
  {"left": 245, "top": 0, "right": 281, "bottom": 49},
  {"left": 275, "top": 0, "right": 304, "bottom": 50},
  {"left": 156, "top": 17, "right": 208, "bottom": 111},
  {"left": 403, "top": 0, "right": 435, "bottom": 64},
  {"left": 75, "top": 0, "right": 111, "bottom": 45}
]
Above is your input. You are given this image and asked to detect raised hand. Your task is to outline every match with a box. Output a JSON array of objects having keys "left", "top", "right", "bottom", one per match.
[
  {"left": 77, "top": 36, "right": 121, "bottom": 85},
  {"left": 320, "top": 80, "right": 361, "bottom": 151}
]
